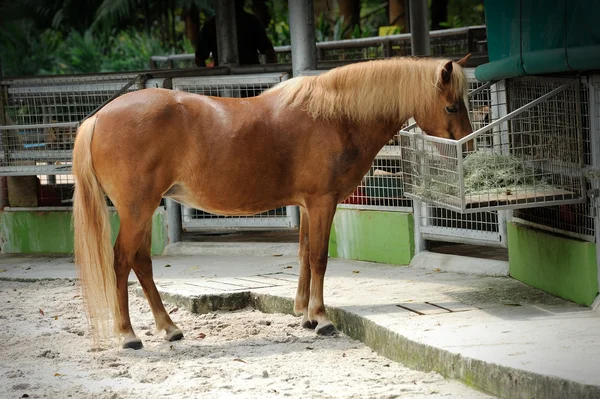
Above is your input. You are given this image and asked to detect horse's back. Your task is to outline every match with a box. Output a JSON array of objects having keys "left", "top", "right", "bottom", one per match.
[{"left": 89, "top": 87, "right": 304, "bottom": 214}]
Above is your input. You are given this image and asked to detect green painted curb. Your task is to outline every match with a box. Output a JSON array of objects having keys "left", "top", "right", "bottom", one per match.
[
  {"left": 329, "top": 209, "right": 414, "bottom": 265},
  {"left": 508, "top": 222, "right": 599, "bottom": 306},
  {"left": 0, "top": 209, "right": 168, "bottom": 255}
]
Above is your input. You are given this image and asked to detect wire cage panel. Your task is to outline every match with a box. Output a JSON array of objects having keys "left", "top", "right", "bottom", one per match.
[
  {"left": 0, "top": 74, "right": 141, "bottom": 176},
  {"left": 510, "top": 76, "right": 597, "bottom": 242},
  {"left": 400, "top": 76, "right": 586, "bottom": 214},
  {"left": 172, "top": 73, "right": 295, "bottom": 231},
  {"left": 338, "top": 150, "right": 413, "bottom": 211}
]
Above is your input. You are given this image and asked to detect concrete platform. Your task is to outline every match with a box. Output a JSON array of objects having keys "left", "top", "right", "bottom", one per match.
[{"left": 1, "top": 251, "right": 599, "bottom": 399}]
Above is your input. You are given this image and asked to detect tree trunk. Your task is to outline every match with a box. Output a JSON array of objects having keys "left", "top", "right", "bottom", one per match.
[
  {"left": 338, "top": 0, "right": 360, "bottom": 37},
  {"left": 388, "top": 0, "right": 409, "bottom": 33},
  {"left": 431, "top": 0, "right": 449, "bottom": 30},
  {"left": 184, "top": 3, "right": 200, "bottom": 46}
]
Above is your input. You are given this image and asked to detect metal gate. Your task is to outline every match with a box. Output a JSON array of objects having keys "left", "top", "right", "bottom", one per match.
[{"left": 170, "top": 73, "right": 297, "bottom": 231}]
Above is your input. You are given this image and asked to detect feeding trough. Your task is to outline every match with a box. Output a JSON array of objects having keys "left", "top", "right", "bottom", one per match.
[{"left": 399, "top": 76, "right": 586, "bottom": 214}]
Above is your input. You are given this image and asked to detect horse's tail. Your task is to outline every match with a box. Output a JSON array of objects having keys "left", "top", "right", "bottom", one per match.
[{"left": 72, "top": 116, "right": 120, "bottom": 346}]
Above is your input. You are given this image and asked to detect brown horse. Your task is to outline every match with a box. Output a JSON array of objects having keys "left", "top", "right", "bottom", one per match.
[{"left": 73, "top": 54, "right": 473, "bottom": 349}]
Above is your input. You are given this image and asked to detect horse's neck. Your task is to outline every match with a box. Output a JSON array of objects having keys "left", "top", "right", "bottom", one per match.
[{"left": 349, "top": 119, "right": 407, "bottom": 160}]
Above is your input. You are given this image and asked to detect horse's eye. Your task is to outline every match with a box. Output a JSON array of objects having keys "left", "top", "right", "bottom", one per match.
[{"left": 446, "top": 106, "right": 458, "bottom": 114}]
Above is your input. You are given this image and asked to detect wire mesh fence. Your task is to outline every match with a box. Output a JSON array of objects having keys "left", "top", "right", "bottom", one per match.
[
  {"left": 0, "top": 74, "right": 141, "bottom": 177},
  {"left": 400, "top": 76, "right": 586, "bottom": 214},
  {"left": 172, "top": 74, "right": 283, "bottom": 98},
  {"left": 339, "top": 149, "right": 412, "bottom": 211}
]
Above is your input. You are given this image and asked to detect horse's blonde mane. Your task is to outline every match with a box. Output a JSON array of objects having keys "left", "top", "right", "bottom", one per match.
[{"left": 265, "top": 57, "right": 467, "bottom": 123}]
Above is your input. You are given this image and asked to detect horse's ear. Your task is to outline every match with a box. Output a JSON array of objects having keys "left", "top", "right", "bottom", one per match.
[
  {"left": 441, "top": 61, "right": 453, "bottom": 84},
  {"left": 456, "top": 53, "right": 471, "bottom": 67}
]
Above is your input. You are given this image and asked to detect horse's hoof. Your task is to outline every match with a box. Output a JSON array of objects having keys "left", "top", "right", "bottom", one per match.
[
  {"left": 122, "top": 338, "right": 143, "bottom": 350},
  {"left": 315, "top": 323, "right": 338, "bottom": 336},
  {"left": 301, "top": 320, "right": 318, "bottom": 330},
  {"left": 167, "top": 329, "right": 184, "bottom": 342}
]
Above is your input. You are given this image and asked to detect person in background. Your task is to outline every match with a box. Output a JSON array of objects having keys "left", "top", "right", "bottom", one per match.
[{"left": 194, "top": 0, "right": 278, "bottom": 68}]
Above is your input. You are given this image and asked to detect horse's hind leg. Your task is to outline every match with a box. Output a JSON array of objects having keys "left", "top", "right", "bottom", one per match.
[
  {"left": 132, "top": 221, "right": 183, "bottom": 342},
  {"left": 306, "top": 197, "right": 337, "bottom": 336},
  {"left": 294, "top": 207, "right": 317, "bottom": 329},
  {"left": 113, "top": 216, "right": 149, "bottom": 349}
]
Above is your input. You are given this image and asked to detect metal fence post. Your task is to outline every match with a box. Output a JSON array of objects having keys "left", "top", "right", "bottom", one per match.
[
  {"left": 287, "top": 0, "right": 317, "bottom": 228},
  {"left": 588, "top": 76, "right": 600, "bottom": 310},
  {"left": 0, "top": 56, "right": 8, "bottom": 209},
  {"left": 215, "top": 0, "right": 239, "bottom": 66},
  {"left": 166, "top": 198, "right": 182, "bottom": 244},
  {"left": 409, "top": 0, "right": 430, "bottom": 56},
  {"left": 289, "top": 0, "right": 317, "bottom": 76},
  {"left": 409, "top": 0, "right": 430, "bottom": 254}
]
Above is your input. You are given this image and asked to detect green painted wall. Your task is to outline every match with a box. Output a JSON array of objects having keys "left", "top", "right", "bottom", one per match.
[
  {"left": 0, "top": 209, "right": 168, "bottom": 255},
  {"left": 508, "top": 222, "right": 598, "bottom": 306},
  {"left": 329, "top": 208, "right": 414, "bottom": 265}
]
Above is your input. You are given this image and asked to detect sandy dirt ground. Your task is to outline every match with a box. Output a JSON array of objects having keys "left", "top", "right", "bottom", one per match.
[{"left": 0, "top": 279, "right": 494, "bottom": 399}]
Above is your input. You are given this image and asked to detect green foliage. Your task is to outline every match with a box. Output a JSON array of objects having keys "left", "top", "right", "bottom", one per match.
[
  {"left": 0, "top": 21, "right": 61, "bottom": 76},
  {"left": 439, "top": 0, "right": 485, "bottom": 29},
  {"left": 263, "top": 0, "right": 290, "bottom": 46},
  {"left": 104, "top": 29, "right": 173, "bottom": 71},
  {"left": 56, "top": 30, "right": 105, "bottom": 74},
  {"left": 0, "top": 22, "right": 178, "bottom": 76},
  {"left": 267, "top": 20, "right": 291, "bottom": 47}
]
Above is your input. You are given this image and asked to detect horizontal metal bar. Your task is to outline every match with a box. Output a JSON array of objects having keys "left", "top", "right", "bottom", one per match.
[
  {"left": 7, "top": 81, "right": 139, "bottom": 95},
  {"left": 0, "top": 170, "right": 73, "bottom": 176},
  {"left": 149, "top": 25, "right": 486, "bottom": 65},
  {"left": 1, "top": 73, "right": 139, "bottom": 86},
  {"left": 3, "top": 206, "right": 167, "bottom": 213},
  {"left": 183, "top": 217, "right": 293, "bottom": 229},
  {"left": 337, "top": 204, "right": 413, "bottom": 213},
  {"left": 7, "top": 150, "right": 72, "bottom": 160},
  {"left": 421, "top": 231, "right": 505, "bottom": 247},
  {"left": 511, "top": 217, "right": 595, "bottom": 243},
  {"left": 316, "top": 26, "right": 485, "bottom": 49},
  {"left": 0, "top": 122, "right": 79, "bottom": 130},
  {"left": 3, "top": 206, "right": 75, "bottom": 212},
  {"left": 398, "top": 129, "right": 457, "bottom": 145},
  {"left": 172, "top": 73, "right": 288, "bottom": 88}
]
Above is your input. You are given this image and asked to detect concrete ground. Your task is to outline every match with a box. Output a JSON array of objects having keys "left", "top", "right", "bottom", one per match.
[{"left": 1, "top": 245, "right": 599, "bottom": 399}]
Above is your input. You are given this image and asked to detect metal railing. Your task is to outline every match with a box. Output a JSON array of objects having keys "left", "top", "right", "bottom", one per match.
[{"left": 149, "top": 25, "right": 487, "bottom": 69}]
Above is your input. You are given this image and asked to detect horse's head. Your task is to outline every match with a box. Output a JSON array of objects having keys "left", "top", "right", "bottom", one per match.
[{"left": 414, "top": 54, "right": 474, "bottom": 149}]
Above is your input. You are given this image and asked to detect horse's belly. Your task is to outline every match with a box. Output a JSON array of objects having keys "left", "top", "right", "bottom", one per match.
[{"left": 166, "top": 181, "right": 291, "bottom": 217}]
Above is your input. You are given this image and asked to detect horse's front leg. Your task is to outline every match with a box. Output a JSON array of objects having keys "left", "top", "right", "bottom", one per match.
[
  {"left": 294, "top": 207, "right": 317, "bottom": 329},
  {"left": 306, "top": 197, "right": 338, "bottom": 336}
]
